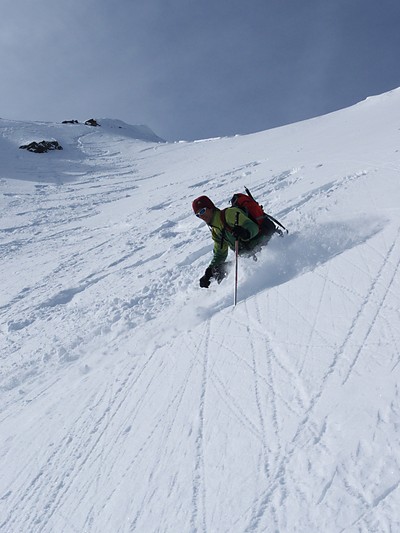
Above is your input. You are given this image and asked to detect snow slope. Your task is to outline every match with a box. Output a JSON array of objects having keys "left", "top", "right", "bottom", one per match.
[{"left": 1, "top": 92, "right": 400, "bottom": 532}]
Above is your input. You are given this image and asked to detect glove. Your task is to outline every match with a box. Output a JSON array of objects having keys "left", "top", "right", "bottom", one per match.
[
  {"left": 199, "top": 267, "right": 213, "bottom": 288},
  {"left": 212, "top": 264, "right": 227, "bottom": 284},
  {"left": 232, "top": 226, "right": 250, "bottom": 240}
]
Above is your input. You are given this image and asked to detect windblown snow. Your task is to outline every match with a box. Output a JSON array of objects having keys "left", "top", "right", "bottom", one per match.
[{"left": 1, "top": 93, "right": 400, "bottom": 532}]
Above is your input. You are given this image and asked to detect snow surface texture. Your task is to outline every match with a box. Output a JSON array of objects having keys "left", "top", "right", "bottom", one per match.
[{"left": 1, "top": 93, "right": 400, "bottom": 532}]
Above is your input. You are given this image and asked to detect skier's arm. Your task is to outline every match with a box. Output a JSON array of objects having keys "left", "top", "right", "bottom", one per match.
[
  {"left": 209, "top": 237, "right": 228, "bottom": 268},
  {"left": 225, "top": 208, "right": 259, "bottom": 241},
  {"left": 199, "top": 234, "right": 228, "bottom": 288}
]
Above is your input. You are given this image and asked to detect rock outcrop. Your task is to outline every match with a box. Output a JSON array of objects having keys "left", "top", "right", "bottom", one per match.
[{"left": 19, "top": 140, "right": 63, "bottom": 153}]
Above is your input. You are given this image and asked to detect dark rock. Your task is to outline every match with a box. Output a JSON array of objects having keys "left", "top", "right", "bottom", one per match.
[
  {"left": 62, "top": 120, "right": 79, "bottom": 124},
  {"left": 19, "top": 140, "right": 63, "bottom": 153},
  {"left": 85, "top": 119, "right": 100, "bottom": 127}
]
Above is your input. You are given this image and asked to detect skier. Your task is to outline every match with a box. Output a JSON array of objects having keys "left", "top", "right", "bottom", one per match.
[{"left": 193, "top": 195, "right": 275, "bottom": 288}]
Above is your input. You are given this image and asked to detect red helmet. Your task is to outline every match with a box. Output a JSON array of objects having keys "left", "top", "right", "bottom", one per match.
[{"left": 192, "top": 195, "right": 215, "bottom": 214}]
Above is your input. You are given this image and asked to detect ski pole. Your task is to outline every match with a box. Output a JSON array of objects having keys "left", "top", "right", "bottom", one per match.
[
  {"left": 234, "top": 238, "right": 239, "bottom": 306},
  {"left": 234, "top": 212, "right": 239, "bottom": 306}
]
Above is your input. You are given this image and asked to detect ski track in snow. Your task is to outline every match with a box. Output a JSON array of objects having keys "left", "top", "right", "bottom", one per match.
[{"left": 1, "top": 96, "right": 400, "bottom": 532}]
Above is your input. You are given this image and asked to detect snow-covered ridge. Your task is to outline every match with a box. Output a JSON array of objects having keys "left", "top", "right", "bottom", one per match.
[
  {"left": 1, "top": 89, "right": 400, "bottom": 532},
  {"left": 0, "top": 116, "right": 164, "bottom": 144},
  {"left": 0, "top": 117, "right": 164, "bottom": 163},
  {"left": 0, "top": 117, "right": 165, "bottom": 183},
  {"left": 95, "top": 118, "right": 165, "bottom": 142}
]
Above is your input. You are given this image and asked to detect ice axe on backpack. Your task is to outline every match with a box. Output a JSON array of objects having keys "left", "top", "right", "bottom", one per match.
[{"left": 241, "top": 186, "right": 288, "bottom": 235}]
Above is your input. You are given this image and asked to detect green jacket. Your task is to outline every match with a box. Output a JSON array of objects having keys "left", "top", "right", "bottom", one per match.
[{"left": 208, "top": 207, "right": 262, "bottom": 267}]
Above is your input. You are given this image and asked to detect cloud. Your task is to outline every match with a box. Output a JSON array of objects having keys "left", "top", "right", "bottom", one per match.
[{"left": 1, "top": 0, "right": 400, "bottom": 141}]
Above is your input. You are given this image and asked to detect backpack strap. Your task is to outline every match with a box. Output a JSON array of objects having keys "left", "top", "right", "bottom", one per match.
[{"left": 220, "top": 208, "right": 231, "bottom": 232}]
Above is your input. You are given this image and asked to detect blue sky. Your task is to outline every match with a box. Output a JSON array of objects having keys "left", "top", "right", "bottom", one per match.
[{"left": 1, "top": 0, "right": 400, "bottom": 141}]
